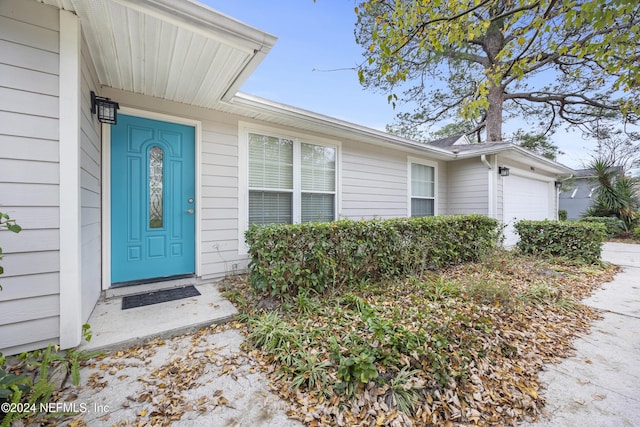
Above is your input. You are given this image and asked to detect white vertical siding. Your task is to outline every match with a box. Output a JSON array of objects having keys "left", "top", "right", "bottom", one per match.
[
  {"left": 0, "top": 0, "right": 61, "bottom": 355},
  {"left": 447, "top": 158, "right": 489, "bottom": 215},
  {"left": 80, "top": 33, "right": 102, "bottom": 321}
]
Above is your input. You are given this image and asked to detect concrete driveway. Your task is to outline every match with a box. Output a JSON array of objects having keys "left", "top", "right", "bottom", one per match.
[{"left": 523, "top": 242, "right": 640, "bottom": 427}]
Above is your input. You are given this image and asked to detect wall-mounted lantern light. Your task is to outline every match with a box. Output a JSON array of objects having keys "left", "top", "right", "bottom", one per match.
[
  {"left": 554, "top": 181, "right": 562, "bottom": 189},
  {"left": 91, "top": 91, "right": 119, "bottom": 124},
  {"left": 498, "top": 166, "right": 510, "bottom": 177}
]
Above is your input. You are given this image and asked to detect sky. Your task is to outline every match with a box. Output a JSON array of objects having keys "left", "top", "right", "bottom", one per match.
[{"left": 202, "top": 0, "right": 609, "bottom": 170}]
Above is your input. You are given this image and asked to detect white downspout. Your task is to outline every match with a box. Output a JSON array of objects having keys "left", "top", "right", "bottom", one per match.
[{"left": 480, "top": 154, "right": 491, "bottom": 170}]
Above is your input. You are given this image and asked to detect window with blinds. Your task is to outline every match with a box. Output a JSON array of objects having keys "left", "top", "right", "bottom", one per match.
[
  {"left": 248, "top": 134, "right": 293, "bottom": 225},
  {"left": 411, "top": 162, "right": 435, "bottom": 217},
  {"left": 247, "top": 132, "right": 336, "bottom": 225},
  {"left": 301, "top": 143, "right": 335, "bottom": 222}
]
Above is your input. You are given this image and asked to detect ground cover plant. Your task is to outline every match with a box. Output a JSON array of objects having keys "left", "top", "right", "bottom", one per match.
[{"left": 224, "top": 249, "right": 617, "bottom": 426}]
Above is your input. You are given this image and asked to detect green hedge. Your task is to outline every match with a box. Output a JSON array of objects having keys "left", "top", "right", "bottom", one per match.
[
  {"left": 579, "top": 216, "right": 623, "bottom": 237},
  {"left": 514, "top": 220, "right": 606, "bottom": 263},
  {"left": 245, "top": 215, "right": 499, "bottom": 296}
]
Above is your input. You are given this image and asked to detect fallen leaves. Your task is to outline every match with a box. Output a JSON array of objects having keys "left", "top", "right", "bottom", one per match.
[
  {"left": 230, "top": 249, "right": 617, "bottom": 426},
  {"left": 42, "top": 250, "right": 617, "bottom": 427}
]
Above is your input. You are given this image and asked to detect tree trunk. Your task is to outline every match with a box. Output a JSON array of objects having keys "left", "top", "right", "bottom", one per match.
[
  {"left": 486, "top": 83, "right": 503, "bottom": 142},
  {"left": 483, "top": 10, "right": 505, "bottom": 143}
]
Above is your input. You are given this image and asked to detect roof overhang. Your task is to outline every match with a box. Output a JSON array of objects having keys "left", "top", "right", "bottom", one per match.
[
  {"left": 219, "top": 93, "right": 455, "bottom": 160},
  {"left": 39, "top": 0, "right": 277, "bottom": 106},
  {"left": 454, "top": 143, "right": 574, "bottom": 175}
]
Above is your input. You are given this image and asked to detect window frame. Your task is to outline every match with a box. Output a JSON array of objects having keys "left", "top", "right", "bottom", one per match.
[
  {"left": 239, "top": 122, "right": 341, "bottom": 253},
  {"left": 407, "top": 157, "right": 438, "bottom": 217}
]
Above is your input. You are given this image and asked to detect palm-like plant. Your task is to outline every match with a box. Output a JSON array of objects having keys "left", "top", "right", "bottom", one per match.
[{"left": 584, "top": 159, "right": 639, "bottom": 231}]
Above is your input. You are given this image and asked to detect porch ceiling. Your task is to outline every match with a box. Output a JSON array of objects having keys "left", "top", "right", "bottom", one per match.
[{"left": 39, "top": 0, "right": 277, "bottom": 106}]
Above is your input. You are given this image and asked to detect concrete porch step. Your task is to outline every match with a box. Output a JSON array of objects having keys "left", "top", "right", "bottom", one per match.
[{"left": 78, "top": 283, "right": 238, "bottom": 353}]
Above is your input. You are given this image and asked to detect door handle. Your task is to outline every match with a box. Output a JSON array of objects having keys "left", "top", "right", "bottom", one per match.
[{"left": 186, "top": 209, "right": 194, "bottom": 214}]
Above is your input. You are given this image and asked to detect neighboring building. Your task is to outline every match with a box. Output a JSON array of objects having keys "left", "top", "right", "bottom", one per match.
[
  {"left": 559, "top": 167, "right": 623, "bottom": 220},
  {"left": 0, "top": 0, "right": 573, "bottom": 355}
]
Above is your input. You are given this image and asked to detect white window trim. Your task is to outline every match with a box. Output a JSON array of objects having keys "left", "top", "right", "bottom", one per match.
[
  {"left": 407, "top": 157, "right": 438, "bottom": 217},
  {"left": 238, "top": 122, "right": 341, "bottom": 254}
]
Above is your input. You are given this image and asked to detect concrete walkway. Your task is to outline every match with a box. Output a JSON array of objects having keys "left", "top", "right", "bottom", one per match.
[
  {"left": 524, "top": 242, "right": 640, "bottom": 427},
  {"left": 79, "top": 282, "right": 238, "bottom": 352}
]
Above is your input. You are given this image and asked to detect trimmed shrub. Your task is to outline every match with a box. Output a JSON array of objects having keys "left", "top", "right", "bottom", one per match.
[
  {"left": 514, "top": 220, "right": 606, "bottom": 263},
  {"left": 579, "top": 216, "right": 623, "bottom": 237},
  {"left": 558, "top": 210, "right": 567, "bottom": 221},
  {"left": 245, "top": 215, "right": 499, "bottom": 296}
]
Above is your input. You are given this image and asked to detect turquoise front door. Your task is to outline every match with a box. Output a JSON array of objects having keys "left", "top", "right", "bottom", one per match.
[{"left": 111, "top": 114, "right": 195, "bottom": 284}]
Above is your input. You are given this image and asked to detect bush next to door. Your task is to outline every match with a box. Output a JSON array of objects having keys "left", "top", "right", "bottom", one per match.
[
  {"left": 245, "top": 214, "right": 498, "bottom": 297},
  {"left": 514, "top": 220, "right": 606, "bottom": 263},
  {"left": 579, "top": 216, "right": 624, "bottom": 238}
]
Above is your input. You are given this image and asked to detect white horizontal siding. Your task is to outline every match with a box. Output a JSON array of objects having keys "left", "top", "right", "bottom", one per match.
[
  {"left": 0, "top": 87, "right": 59, "bottom": 119},
  {"left": 341, "top": 142, "right": 407, "bottom": 219},
  {"left": 0, "top": 273, "right": 59, "bottom": 300},
  {"left": 0, "top": 317, "right": 60, "bottom": 356},
  {"left": 0, "top": 0, "right": 61, "bottom": 356},
  {"left": 200, "top": 118, "right": 246, "bottom": 279},
  {"left": 0, "top": 135, "right": 59, "bottom": 161},
  {"left": 0, "top": 159, "right": 59, "bottom": 184},
  {"left": 0, "top": 295, "right": 59, "bottom": 325},
  {"left": 447, "top": 158, "right": 489, "bottom": 215},
  {"left": 0, "top": 63, "right": 59, "bottom": 96}
]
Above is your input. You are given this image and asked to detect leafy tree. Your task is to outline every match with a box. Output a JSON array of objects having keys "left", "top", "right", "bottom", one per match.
[
  {"left": 386, "top": 120, "right": 480, "bottom": 142},
  {"left": 510, "top": 130, "right": 562, "bottom": 160},
  {"left": 355, "top": 0, "right": 640, "bottom": 142},
  {"left": 588, "top": 126, "right": 640, "bottom": 174}
]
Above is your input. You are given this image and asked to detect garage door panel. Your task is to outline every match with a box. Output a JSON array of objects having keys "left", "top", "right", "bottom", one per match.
[{"left": 503, "top": 174, "right": 552, "bottom": 246}]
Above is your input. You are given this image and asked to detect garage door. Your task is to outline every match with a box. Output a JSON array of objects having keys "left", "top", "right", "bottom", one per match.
[{"left": 503, "top": 174, "right": 552, "bottom": 246}]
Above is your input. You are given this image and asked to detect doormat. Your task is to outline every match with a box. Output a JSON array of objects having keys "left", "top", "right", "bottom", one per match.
[{"left": 122, "top": 285, "right": 201, "bottom": 310}]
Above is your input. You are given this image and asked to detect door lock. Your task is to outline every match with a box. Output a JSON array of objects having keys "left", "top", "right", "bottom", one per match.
[{"left": 186, "top": 209, "right": 194, "bottom": 214}]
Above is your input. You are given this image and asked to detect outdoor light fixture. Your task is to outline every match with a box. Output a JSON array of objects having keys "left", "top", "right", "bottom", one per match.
[
  {"left": 555, "top": 181, "right": 562, "bottom": 189},
  {"left": 498, "top": 166, "right": 510, "bottom": 177},
  {"left": 91, "top": 91, "right": 119, "bottom": 124}
]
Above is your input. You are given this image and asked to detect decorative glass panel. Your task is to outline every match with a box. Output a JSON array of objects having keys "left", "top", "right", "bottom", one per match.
[
  {"left": 301, "top": 143, "right": 335, "bottom": 192},
  {"left": 411, "top": 163, "right": 434, "bottom": 197},
  {"left": 248, "top": 133, "right": 293, "bottom": 189},
  {"left": 249, "top": 191, "right": 292, "bottom": 225},
  {"left": 149, "top": 146, "right": 163, "bottom": 228},
  {"left": 301, "top": 193, "right": 334, "bottom": 223},
  {"left": 411, "top": 198, "right": 434, "bottom": 217}
]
